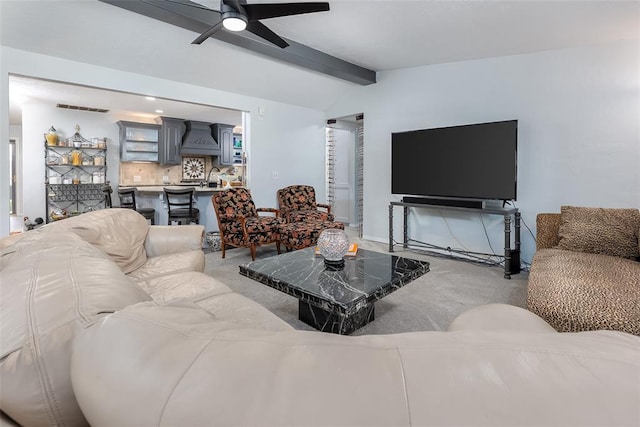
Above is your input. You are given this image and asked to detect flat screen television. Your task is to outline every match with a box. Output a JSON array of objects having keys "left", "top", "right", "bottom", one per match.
[{"left": 391, "top": 120, "right": 518, "bottom": 202}]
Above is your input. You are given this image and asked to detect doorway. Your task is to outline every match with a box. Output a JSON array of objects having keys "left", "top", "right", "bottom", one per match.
[
  {"left": 9, "top": 137, "right": 18, "bottom": 215},
  {"left": 326, "top": 114, "right": 364, "bottom": 237}
]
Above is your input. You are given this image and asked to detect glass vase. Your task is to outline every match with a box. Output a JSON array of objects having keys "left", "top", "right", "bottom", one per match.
[{"left": 317, "top": 228, "right": 349, "bottom": 270}]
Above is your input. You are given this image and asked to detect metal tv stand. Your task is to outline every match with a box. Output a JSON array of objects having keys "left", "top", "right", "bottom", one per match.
[{"left": 388, "top": 200, "right": 521, "bottom": 279}]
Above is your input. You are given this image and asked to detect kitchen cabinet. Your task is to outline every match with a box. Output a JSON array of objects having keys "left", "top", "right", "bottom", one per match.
[
  {"left": 159, "top": 117, "right": 184, "bottom": 165},
  {"left": 213, "top": 123, "right": 235, "bottom": 165},
  {"left": 45, "top": 128, "right": 108, "bottom": 222},
  {"left": 118, "top": 121, "right": 160, "bottom": 162}
]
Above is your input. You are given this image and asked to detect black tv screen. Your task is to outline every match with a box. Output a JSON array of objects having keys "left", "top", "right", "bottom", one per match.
[{"left": 391, "top": 120, "right": 518, "bottom": 201}]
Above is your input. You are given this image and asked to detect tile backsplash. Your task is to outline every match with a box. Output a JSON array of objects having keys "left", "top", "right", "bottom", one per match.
[{"left": 120, "top": 158, "right": 243, "bottom": 186}]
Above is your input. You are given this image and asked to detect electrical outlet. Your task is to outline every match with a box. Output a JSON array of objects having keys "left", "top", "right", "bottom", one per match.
[
  {"left": 162, "top": 175, "right": 169, "bottom": 183},
  {"left": 133, "top": 175, "right": 142, "bottom": 182},
  {"left": 272, "top": 171, "right": 279, "bottom": 180}
]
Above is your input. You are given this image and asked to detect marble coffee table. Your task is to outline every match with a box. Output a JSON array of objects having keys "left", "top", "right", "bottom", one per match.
[{"left": 239, "top": 247, "right": 430, "bottom": 334}]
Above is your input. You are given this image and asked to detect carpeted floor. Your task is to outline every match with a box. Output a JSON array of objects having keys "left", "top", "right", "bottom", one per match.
[{"left": 203, "top": 233, "right": 528, "bottom": 335}]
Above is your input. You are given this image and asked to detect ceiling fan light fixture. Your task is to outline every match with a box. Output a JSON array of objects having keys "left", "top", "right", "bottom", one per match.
[{"left": 222, "top": 12, "right": 247, "bottom": 31}]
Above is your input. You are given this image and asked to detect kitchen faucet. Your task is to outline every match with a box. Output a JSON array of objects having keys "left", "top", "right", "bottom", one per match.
[{"left": 206, "top": 167, "right": 221, "bottom": 187}]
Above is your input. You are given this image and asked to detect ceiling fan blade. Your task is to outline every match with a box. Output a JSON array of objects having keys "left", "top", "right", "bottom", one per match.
[
  {"left": 246, "top": 21, "right": 289, "bottom": 48},
  {"left": 191, "top": 19, "right": 224, "bottom": 44},
  {"left": 245, "top": 2, "right": 329, "bottom": 21}
]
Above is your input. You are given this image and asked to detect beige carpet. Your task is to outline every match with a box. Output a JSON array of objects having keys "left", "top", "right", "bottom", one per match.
[{"left": 203, "top": 234, "right": 528, "bottom": 335}]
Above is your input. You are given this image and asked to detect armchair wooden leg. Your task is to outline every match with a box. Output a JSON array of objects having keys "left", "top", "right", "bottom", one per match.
[
  {"left": 220, "top": 238, "right": 226, "bottom": 259},
  {"left": 250, "top": 245, "right": 257, "bottom": 261},
  {"left": 276, "top": 240, "right": 281, "bottom": 254}
]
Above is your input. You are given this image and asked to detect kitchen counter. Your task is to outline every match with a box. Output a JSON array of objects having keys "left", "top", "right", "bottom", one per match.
[
  {"left": 126, "top": 185, "right": 221, "bottom": 193},
  {"left": 116, "top": 185, "right": 243, "bottom": 230},
  {"left": 123, "top": 185, "right": 227, "bottom": 193}
]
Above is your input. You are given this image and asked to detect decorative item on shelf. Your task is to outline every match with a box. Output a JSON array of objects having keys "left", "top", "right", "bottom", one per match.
[
  {"left": 317, "top": 228, "right": 350, "bottom": 270},
  {"left": 47, "top": 154, "right": 60, "bottom": 165},
  {"left": 45, "top": 126, "right": 59, "bottom": 146},
  {"left": 91, "top": 137, "right": 107, "bottom": 148},
  {"left": 80, "top": 173, "right": 92, "bottom": 184},
  {"left": 71, "top": 150, "right": 82, "bottom": 166},
  {"left": 93, "top": 152, "right": 105, "bottom": 166},
  {"left": 66, "top": 124, "right": 91, "bottom": 149},
  {"left": 92, "top": 171, "right": 105, "bottom": 184}
]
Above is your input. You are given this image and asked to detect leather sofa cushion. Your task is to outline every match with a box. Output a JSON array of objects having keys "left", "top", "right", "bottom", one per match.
[
  {"left": 136, "top": 272, "right": 293, "bottom": 331},
  {"left": 144, "top": 225, "right": 204, "bottom": 258},
  {"left": 72, "top": 302, "right": 640, "bottom": 427},
  {"left": 39, "top": 208, "right": 150, "bottom": 273},
  {"left": 448, "top": 304, "right": 557, "bottom": 332},
  {"left": 136, "top": 271, "right": 232, "bottom": 303},
  {"left": 127, "top": 250, "right": 205, "bottom": 282},
  {"left": 195, "top": 292, "right": 294, "bottom": 332},
  {"left": 0, "top": 232, "right": 150, "bottom": 427},
  {"left": 557, "top": 206, "right": 640, "bottom": 259}
]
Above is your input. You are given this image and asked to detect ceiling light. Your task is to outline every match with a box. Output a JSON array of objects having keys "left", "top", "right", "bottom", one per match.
[
  {"left": 222, "top": 13, "right": 247, "bottom": 31},
  {"left": 155, "top": 109, "right": 164, "bottom": 114},
  {"left": 145, "top": 96, "right": 156, "bottom": 101}
]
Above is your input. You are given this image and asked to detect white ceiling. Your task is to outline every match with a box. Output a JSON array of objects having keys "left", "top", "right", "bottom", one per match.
[
  {"left": 3, "top": 0, "right": 639, "bottom": 123},
  {"left": 8, "top": 75, "right": 244, "bottom": 126}
]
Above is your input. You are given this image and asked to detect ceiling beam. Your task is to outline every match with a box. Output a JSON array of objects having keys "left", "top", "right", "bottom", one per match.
[{"left": 99, "top": 0, "right": 377, "bottom": 85}]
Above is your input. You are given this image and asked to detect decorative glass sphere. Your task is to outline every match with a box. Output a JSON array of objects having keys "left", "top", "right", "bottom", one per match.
[{"left": 317, "top": 229, "right": 349, "bottom": 269}]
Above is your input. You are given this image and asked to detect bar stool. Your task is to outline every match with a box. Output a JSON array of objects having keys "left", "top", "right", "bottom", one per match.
[
  {"left": 164, "top": 187, "right": 200, "bottom": 225},
  {"left": 102, "top": 183, "right": 113, "bottom": 208},
  {"left": 117, "top": 188, "right": 156, "bottom": 224}
]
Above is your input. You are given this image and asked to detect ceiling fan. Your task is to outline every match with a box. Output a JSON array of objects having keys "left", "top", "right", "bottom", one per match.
[{"left": 191, "top": 0, "right": 330, "bottom": 48}]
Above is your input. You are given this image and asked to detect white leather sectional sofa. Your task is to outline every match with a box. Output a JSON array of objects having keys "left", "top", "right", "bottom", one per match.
[{"left": 1, "top": 209, "right": 639, "bottom": 426}]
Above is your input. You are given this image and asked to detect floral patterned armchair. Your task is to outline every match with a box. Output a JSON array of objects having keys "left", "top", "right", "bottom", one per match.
[
  {"left": 211, "top": 188, "right": 283, "bottom": 260},
  {"left": 276, "top": 185, "right": 335, "bottom": 223},
  {"left": 275, "top": 185, "right": 343, "bottom": 251}
]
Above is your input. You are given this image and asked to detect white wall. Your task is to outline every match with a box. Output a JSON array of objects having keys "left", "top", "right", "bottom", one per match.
[
  {"left": 0, "top": 47, "right": 327, "bottom": 233},
  {"left": 21, "top": 104, "right": 122, "bottom": 219},
  {"left": 327, "top": 40, "right": 640, "bottom": 264},
  {"left": 249, "top": 104, "right": 327, "bottom": 208}
]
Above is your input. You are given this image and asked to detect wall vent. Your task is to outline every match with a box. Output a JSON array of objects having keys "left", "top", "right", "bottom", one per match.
[{"left": 56, "top": 104, "right": 109, "bottom": 113}]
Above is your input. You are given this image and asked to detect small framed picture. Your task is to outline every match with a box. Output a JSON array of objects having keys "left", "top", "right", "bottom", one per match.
[{"left": 182, "top": 157, "right": 206, "bottom": 181}]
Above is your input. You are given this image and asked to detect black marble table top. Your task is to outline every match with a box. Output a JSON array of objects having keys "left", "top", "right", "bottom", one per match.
[{"left": 239, "top": 248, "right": 430, "bottom": 317}]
